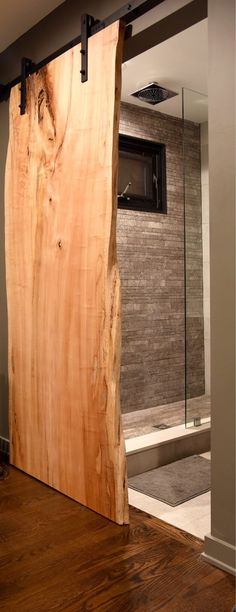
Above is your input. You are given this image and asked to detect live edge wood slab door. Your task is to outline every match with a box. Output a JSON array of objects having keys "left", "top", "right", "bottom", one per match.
[{"left": 5, "top": 21, "right": 129, "bottom": 525}]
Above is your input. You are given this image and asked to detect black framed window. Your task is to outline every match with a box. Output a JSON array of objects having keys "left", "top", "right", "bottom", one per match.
[{"left": 118, "top": 134, "right": 166, "bottom": 213}]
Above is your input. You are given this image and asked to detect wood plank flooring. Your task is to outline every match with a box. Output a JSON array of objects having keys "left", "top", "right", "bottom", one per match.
[{"left": 0, "top": 467, "right": 235, "bottom": 611}]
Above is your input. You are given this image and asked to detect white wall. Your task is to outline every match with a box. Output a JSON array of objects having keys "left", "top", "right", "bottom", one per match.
[
  {"left": 203, "top": 0, "right": 235, "bottom": 576},
  {"left": 200, "top": 122, "right": 211, "bottom": 396}
]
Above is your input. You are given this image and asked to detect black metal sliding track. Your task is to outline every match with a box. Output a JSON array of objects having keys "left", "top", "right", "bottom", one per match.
[{"left": 0, "top": 0, "right": 166, "bottom": 107}]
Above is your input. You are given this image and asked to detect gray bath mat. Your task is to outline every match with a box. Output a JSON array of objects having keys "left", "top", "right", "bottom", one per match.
[{"left": 129, "top": 455, "right": 211, "bottom": 507}]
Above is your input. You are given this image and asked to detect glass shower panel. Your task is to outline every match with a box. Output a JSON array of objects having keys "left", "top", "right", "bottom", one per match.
[{"left": 183, "top": 88, "right": 211, "bottom": 428}]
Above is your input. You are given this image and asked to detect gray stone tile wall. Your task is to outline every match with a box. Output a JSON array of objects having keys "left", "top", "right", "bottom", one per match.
[{"left": 117, "top": 102, "right": 205, "bottom": 414}]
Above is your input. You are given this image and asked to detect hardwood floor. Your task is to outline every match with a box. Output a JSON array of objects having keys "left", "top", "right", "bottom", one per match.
[{"left": 0, "top": 467, "right": 235, "bottom": 611}]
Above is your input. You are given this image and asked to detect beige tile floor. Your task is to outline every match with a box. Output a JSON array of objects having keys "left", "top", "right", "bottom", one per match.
[{"left": 128, "top": 451, "right": 211, "bottom": 541}]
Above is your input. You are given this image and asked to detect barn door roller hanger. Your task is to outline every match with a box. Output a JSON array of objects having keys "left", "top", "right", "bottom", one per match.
[
  {"left": 0, "top": 0, "right": 166, "bottom": 114},
  {"left": 19, "top": 14, "right": 97, "bottom": 115}
]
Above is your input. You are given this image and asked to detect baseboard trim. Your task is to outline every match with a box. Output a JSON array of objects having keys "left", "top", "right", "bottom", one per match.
[
  {"left": 203, "top": 534, "right": 236, "bottom": 576},
  {"left": 0, "top": 436, "right": 9, "bottom": 463},
  {"left": 201, "top": 552, "right": 236, "bottom": 576}
]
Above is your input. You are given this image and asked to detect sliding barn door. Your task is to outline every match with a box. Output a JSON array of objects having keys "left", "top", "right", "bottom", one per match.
[{"left": 5, "top": 22, "right": 129, "bottom": 524}]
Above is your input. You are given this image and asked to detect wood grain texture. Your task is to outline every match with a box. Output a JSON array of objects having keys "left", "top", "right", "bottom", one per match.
[
  {"left": 0, "top": 467, "right": 235, "bottom": 612},
  {"left": 5, "top": 22, "right": 128, "bottom": 524}
]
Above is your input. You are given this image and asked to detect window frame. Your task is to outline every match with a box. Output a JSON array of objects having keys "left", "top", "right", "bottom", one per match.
[{"left": 118, "top": 134, "right": 167, "bottom": 214}]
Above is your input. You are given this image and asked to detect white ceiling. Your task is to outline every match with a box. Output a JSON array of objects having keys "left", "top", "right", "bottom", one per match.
[
  {"left": 0, "top": 0, "right": 65, "bottom": 53},
  {"left": 121, "top": 19, "right": 208, "bottom": 123}
]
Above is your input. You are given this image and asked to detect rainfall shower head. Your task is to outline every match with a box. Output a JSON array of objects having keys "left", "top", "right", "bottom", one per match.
[{"left": 130, "top": 82, "right": 178, "bottom": 106}]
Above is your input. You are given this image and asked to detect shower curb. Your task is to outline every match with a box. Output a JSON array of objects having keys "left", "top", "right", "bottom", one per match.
[{"left": 126, "top": 425, "right": 210, "bottom": 477}]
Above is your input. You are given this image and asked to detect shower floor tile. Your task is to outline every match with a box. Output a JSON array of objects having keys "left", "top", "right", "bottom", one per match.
[{"left": 122, "top": 395, "right": 211, "bottom": 439}]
